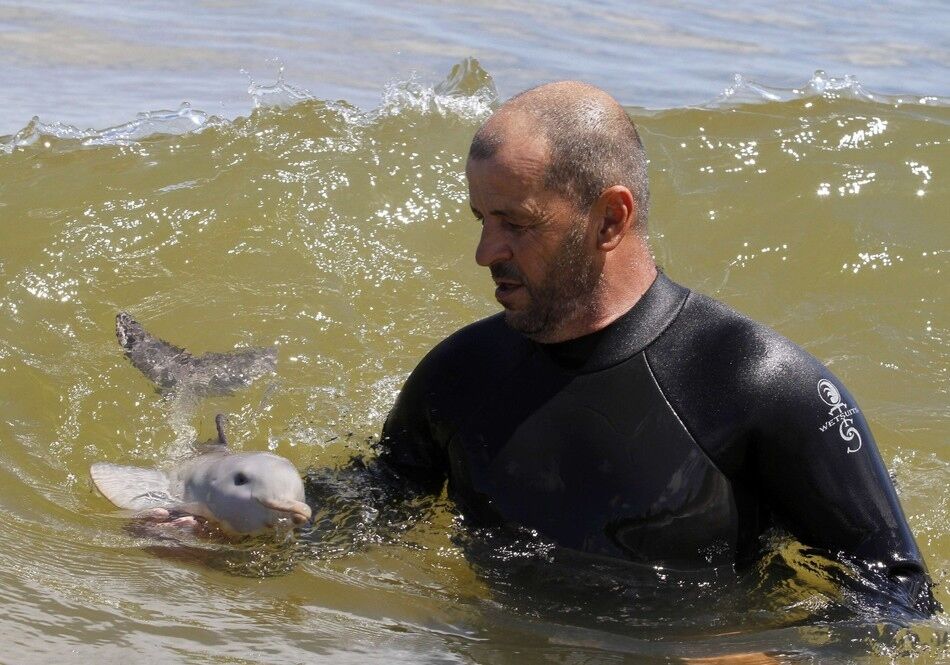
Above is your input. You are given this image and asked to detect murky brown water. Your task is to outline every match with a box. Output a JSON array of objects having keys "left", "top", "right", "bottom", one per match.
[{"left": 0, "top": 53, "right": 947, "bottom": 664}]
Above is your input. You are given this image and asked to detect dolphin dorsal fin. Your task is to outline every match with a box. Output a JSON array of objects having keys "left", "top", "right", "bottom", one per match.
[
  {"left": 192, "top": 414, "right": 232, "bottom": 454},
  {"left": 215, "top": 413, "right": 229, "bottom": 446}
]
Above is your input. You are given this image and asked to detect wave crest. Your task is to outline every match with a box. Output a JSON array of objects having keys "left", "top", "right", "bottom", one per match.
[
  {"left": 378, "top": 57, "right": 497, "bottom": 120},
  {"left": 246, "top": 64, "right": 313, "bottom": 110},
  {"left": 1, "top": 103, "right": 222, "bottom": 153},
  {"left": 714, "top": 70, "right": 947, "bottom": 107},
  {"left": 1, "top": 58, "right": 497, "bottom": 153}
]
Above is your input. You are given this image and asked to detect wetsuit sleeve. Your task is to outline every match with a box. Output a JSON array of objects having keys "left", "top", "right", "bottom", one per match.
[
  {"left": 372, "top": 345, "right": 451, "bottom": 496},
  {"left": 301, "top": 348, "right": 453, "bottom": 544},
  {"left": 647, "top": 290, "right": 935, "bottom": 612},
  {"left": 752, "top": 350, "right": 936, "bottom": 611},
  {"left": 371, "top": 314, "right": 520, "bottom": 496}
]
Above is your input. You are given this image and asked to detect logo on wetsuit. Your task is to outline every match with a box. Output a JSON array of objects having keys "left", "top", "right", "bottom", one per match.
[{"left": 817, "top": 379, "right": 862, "bottom": 453}]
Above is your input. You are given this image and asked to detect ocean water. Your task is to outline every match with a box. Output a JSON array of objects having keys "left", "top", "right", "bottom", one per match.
[
  {"left": 0, "top": 2, "right": 948, "bottom": 663},
  {"left": 1, "top": 0, "right": 948, "bottom": 132}
]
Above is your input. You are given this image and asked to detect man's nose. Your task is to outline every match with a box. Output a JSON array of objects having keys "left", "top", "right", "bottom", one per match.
[{"left": 475, "top": 221, "right": 512, "bottom": 267}]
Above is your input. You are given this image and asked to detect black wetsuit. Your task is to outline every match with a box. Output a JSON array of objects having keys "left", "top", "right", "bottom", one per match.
[{"left": 377, "top": 272, "right": 933, "bottom": 609}]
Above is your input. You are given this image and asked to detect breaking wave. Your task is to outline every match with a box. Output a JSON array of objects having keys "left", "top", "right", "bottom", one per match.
[{"left": 1, "top": 58, "right": 498, "bottom": 155}]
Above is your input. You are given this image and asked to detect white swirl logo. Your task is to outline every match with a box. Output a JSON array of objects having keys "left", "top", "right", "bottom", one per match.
[
  {"left": 817, "top": 379, "right": 840, "bottom": 406},
  {"left": 816, "top": 379, "right": 862, "bottom": 453}
]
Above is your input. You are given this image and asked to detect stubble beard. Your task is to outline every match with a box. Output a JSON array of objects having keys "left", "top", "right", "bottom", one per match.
[{"left": 502, "top": 221, "right": 602, "bottom": 342}]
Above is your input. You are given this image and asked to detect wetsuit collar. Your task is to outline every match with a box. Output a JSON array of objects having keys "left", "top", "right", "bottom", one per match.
[{"left": 537, "top": 271, "right": 689, "bottom": 373}]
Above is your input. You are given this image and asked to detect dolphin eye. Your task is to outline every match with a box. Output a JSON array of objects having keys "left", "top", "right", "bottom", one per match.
[{"left": 233, "top": 472, "right": 250, "bottom": 486}]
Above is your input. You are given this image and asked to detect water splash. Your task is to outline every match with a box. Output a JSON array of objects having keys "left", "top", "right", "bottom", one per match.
[
  {"left": 1, "top": 103, "right": 221, "bottom": 153},
  {"left": 2, "top": 58, "right": 498, "bottom": 154},
  {"left": 245, "top": 63, "right": 313, "bottom": 110},
  {"left": 714, "top": 70, "right": 948, "bottom": 107},
  {"left": 378, "top": 57, "right": 497, "bottom": 120}
]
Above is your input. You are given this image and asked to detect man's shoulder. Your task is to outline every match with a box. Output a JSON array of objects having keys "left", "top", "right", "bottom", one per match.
[
  {"left": 649, "top": 285, "right": 836, "bottom": 438},
  {"left": 649, "top": 285, "right": 848, "bottom": 473},
  {"left": 437, "top": 311, "right": 520, "bottom": 352},
  {"left": 410, "top": 312, "right": 530, "bottom": 386},
  {"left": 661, "top": 288, "right": 824, "bottom": 388}
]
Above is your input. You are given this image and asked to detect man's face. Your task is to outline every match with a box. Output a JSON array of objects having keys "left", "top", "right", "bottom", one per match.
[{"left": 466, "top": 141, "right": 601, "bottom": 342}]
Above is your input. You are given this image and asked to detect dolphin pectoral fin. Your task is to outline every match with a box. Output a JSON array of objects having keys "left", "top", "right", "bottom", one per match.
[
  {"left": 90, "top": 463, "right": 175, "bottom": 511},
  {"left": 256, "top": 497, "right": 313, "bottom": 526}
]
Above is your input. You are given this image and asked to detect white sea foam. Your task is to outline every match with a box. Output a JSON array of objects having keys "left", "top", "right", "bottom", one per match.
[
  {"left": 376, "top": 58, "right": 497, "bottom": 121},
  {"left": 4, "top": 63, "right": 944, "bottom": 156},
  {"left": 1, "top": 103, "right": 223, "bottom": 154},
  {"left": 246, "top": 65, "right": 313, "bottom": 110},
  {"left": 1, "top": 58, "right": 498, "bottom": 154},
  {"left": 713, "top": 70, "right": 948, "bottom": 108}
]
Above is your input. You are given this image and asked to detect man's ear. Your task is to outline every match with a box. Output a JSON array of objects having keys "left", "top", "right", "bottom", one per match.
[{"left": 595, "top": 186, "right": 635, "bottom": 251}]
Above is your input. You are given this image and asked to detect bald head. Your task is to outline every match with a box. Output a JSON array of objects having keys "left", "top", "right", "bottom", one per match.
[{"left": 469, "top": 81, "right": 650, "bottom": 233}]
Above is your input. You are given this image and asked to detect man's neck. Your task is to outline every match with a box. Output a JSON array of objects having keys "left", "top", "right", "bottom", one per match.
[
  {"left": 532, "top": 262, "right": 658, "bottom": 344},
  {"left": 536, "top": 269, "right": 687, "bottom": 374}
]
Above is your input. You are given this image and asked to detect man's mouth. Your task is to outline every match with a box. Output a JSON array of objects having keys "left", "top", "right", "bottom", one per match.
[
  {"left": 490, "top": 263, "right": 526, "bottom": 306},
  {"left": 494, "top": 281, "right": 524, "bottom": 304}
]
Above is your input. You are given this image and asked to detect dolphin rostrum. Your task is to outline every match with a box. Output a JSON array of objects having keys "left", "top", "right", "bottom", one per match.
[
  {"left": 115, "top": 311, "right": 277, "bottom": 396},
  {"left": 91, "top": 414, "right": 312, "bottom": 535}
]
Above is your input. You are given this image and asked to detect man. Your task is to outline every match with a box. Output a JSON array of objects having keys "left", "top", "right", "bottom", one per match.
[{"left": 375, "top": 81, "right": 934, "bottom": 612}]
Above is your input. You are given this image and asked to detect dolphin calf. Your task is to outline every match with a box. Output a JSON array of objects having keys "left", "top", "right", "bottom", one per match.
[
  {"left": 115, "top": 311, "right": 277, "bottom": 396},
  {"left": 93, "top": 313, "right": 310, "bottom": 536},
  {"left": 92, "top": 414, "right": 312, "bottom": 535}
]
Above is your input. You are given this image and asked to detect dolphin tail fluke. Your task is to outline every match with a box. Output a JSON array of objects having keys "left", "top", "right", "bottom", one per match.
[
  {"left": 116, "top": 312, "right": 190, "bottom": 391},
  {"left": 90, "top": 462, "right": 175, "bottom": 511},
  {"left": 115, "top": 311, "right": 277, "bottom": 396}
]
